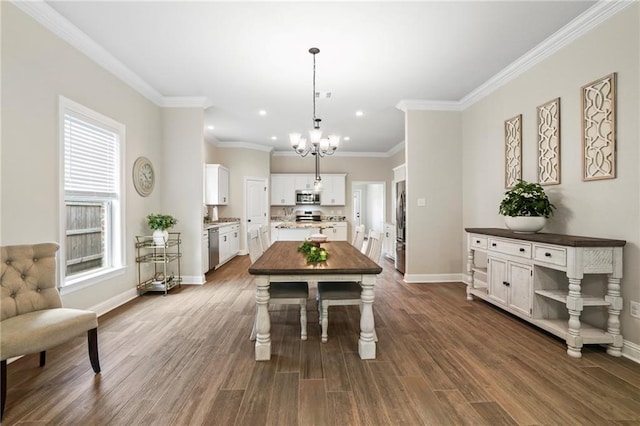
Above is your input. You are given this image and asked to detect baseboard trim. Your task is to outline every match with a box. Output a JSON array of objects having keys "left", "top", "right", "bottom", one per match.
[
  {"left": 182, "top": 275, "right": 205, "bottom": 285},
  {"left": 89, "top": 288, "right": 138, "bottom": 317},
  {"left": 403, "top": 273, "right": 464, "bottom": 283},
  {"left": 622, "top": 339, "right": 640, "bottom": 364}
]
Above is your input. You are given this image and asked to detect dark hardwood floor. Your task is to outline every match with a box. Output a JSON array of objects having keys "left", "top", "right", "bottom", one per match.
[{"left": 4, "top": 254, "right": 640, "bottom": 425}]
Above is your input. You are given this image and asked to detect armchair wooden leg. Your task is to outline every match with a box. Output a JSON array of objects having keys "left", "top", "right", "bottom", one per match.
[
  {"left": 40, "top": 351, "right": 46, "bottom": 367},
  {"left": 88, "top": 328, "right": 101, "bottom": 373},
  {"left": 1, "top": 359, "right": 6, "bottom": 420}
]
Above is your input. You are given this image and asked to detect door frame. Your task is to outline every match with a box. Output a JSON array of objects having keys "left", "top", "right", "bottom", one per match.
[{"left": 351, "top": 180, "right": 386, "bottom": 236}]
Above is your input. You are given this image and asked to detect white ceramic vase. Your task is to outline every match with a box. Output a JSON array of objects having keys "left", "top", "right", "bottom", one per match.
[
  {"left": 504, "top": 216, "right": 546, "bottom": 233},
  {"left": 153, "top": 229, "right": 169, "bottom": 245}
]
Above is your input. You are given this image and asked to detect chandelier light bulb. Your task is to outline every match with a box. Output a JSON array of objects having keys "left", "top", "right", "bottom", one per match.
[
  {"left": 328, "top": 135, "right": 340, "bottom": 148},
  {"left": 319, "top": 138, "right": 330, "bottom": 152},
  {"left": 289, "top": 133, "right": 301, "bottom": 148},
  {"left": 309, "top": 128, "right": 322, "bottom": 145}
]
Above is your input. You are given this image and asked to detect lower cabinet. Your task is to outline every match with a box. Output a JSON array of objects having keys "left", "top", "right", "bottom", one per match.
[
  {"left": 488, "top": 257, "right": 532, "bottom": 317},
  {"left": 219, "top": 224, "right": 239, "bottom": 266},
  {"left": 277, "top": 227, "right": 314, "bottom": 241},
  {"left": 323, "top": 223, "right": 347, "bottom": 241}
]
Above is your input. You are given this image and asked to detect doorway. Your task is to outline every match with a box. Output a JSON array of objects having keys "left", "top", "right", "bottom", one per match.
[
  {"left": 244, "top": 177, "right": 268, "bottom": 250},
  {"left": 351, "top": 181, "right": 385, "bottom": 240}
]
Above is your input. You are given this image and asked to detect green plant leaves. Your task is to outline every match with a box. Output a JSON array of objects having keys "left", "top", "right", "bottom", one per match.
[{"left": 498, "top": 180, "right": 556, "bottom": 218}]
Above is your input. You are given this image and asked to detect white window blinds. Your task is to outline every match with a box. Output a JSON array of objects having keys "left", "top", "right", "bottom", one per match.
[{"left": 64, "top": 113, "right": 120, "bottom": 198}]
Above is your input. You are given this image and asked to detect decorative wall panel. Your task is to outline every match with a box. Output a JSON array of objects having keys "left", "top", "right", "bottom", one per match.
[
  {"left": 537, "top": 98, "right": 561, "bottom": 185},
  {"left": 582, "top": 73, "right": 616, "bottom": 181},
  {"left": 504, "top": 114, "right": 522, "bottom": 189}
]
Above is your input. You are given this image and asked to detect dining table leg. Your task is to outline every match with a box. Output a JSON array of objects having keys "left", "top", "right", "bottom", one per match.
[
  {"left": 358, "top": 274, "right": 376, "bottom": 359},
  {"left": 255, "top": 276, "right": 271, "bottom": 361}
]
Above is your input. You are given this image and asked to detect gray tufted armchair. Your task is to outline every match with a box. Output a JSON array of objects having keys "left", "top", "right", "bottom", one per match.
[{"left": 0, "top": 243, "right": 101, "bottom": 420}]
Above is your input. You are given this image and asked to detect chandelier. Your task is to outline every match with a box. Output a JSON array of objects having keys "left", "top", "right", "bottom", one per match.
[{"left": 289, "top": 47, "right": 340, "bottom": 158}]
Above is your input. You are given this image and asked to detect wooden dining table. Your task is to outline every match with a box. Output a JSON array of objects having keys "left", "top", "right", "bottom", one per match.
[{"left": 248, "top": 240, "right": 383, "bottom": 361}]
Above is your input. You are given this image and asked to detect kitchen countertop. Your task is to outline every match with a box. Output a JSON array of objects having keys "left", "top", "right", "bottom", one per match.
[
  {"left": 274, "top": 221, "right": 347, "bottom": 229},
  {"left": 204, "top": 220, "right": 240, "bottom": 230}
]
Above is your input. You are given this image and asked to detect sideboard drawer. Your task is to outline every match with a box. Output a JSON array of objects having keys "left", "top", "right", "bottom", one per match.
[
  {"left": 471, "top": 235, "right": 488, "bottom": 249},
  {"left": 533, "top": 244, "right": 567, "bottom": 267},
  {"left": 488, "top": 238, "right": 531, "bottom": 259}
]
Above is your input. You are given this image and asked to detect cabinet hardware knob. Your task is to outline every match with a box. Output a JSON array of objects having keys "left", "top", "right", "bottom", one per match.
[
  {"left": 491, "top": 243, "right": 497, "bottom": 247},
  {"left": 503, "top": 281, "right": 510, "bottom": 286},
  {"left": 476, "top": 240, "right": 480, "bottom": 244},
  {"left": 519, "top": 248, "right": 525, "bottom": 252},
  {"left": 545, "top": 252, "right": 551, "bottom": 257}
]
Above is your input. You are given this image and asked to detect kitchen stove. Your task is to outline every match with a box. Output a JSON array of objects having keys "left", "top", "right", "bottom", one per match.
[{"left": 295, "top": 210, "right": 322, "bottom": 222}]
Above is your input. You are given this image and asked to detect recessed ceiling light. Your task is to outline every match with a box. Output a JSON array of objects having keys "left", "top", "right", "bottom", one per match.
[
  {"left": 271, "top": 136, "right": 277, "bottom": 140},
  {"left": 355, "top": 110, "right": 364, "bottom": 117},
  {"left": 259, "top": 110, "right": 267, "bottom": 116},
  {"left": 344, "top": 136, "right": 351, "bottom": 141},
  {"left": 207, "top": 125, "right": 215, "bottom": 130}
]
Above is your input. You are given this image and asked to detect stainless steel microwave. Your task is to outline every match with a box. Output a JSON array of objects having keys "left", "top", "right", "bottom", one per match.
[{"left": 295, "top": 190, "right": 320, "bottom": 205}]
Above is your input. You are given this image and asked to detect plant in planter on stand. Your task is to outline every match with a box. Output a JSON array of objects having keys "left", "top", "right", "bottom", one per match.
[
  {"left": 147, "top": 213, "right": 178, "bottom": 245},
  {"left": 498, "top": 180, "right": 556, "bottom": 233}
]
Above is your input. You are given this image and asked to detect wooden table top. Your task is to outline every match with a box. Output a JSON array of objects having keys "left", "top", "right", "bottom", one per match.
[
  {"left": 248, "top": 241, "right": 383, "bottom": 276},
  {"left": 466, "top": 227, "right": 626, "bottom": 247}
]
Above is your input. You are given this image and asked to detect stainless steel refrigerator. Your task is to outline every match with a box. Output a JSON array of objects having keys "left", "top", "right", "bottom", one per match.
[{"left": 395, "top": 180, "right": 406, "bottom": 273}]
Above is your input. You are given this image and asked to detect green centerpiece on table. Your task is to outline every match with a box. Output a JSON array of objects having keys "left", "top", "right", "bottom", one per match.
[{"left": 297, "top": 241, "right": 328, "bottom": 263}]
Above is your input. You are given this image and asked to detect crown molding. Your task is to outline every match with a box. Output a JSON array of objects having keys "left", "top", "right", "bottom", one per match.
[
  {"left": 160, "top": 97, "right": 212, "bottom": 109},
  {"left": 397, "top": 0, "right": 634, "bottom": 112},
  {"left": 396, "top": 100, "right": 462, "bottom": 112},
  {"left": 386, "top": 141, "right": 405, "bottom": 157},
  {"left": 12, "top": 0, "right": 165, "bottom": 106},
  {"left": 272, "top": 150, "right": 392, "bottom": 158},
  {"left": 216, "top": 141, "right": 274, "bottom": 153},
  {"left": 458, "top": 0, "right": 635, "bottom": 109},
  {"left": 12, "top": 0, "right": 211, "bottom": 110}
]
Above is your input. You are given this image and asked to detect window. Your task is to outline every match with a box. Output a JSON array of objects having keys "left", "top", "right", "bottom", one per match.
[{"left": 59, "top": 97, "right": 125, "bottom": 288}]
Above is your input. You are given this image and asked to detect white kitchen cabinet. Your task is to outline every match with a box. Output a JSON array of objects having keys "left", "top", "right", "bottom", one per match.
[
  {"left": 320, "top": 174, "right": 346, "bottom": 206},
  {"left": 383, "top": 223, "right": 396, "bottom": 260},
  {"left": 294, "top": 174, "right": 314, "bottom": 190},
  {"left": 271, "top": 174, "right": 296, "bottom": 206},
  {"left": 270, "top": 222, "right": 280, "bottom": 244},
  {"left": 204, "top": 164, "right": 230, "bottom": 205},
  {"left": 277, "top": 227, "right": 314, "bottom": 241},
  {"left": 202, "top": 230, "right": 209, "bottom": 274},
  {"left": 218, "top": 223, "right": 240, "bottom": 266},
  {"left": 322, "top": 222, "right": 347, "bottom": 241}
]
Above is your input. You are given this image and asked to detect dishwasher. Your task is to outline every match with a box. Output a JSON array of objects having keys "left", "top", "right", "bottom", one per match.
[{"left": 208, "top": 227, "right": 219, "bottom": 270}]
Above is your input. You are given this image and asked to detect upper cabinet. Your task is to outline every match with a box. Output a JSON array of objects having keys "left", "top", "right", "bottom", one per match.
[
  {"left": 294, "top": 175, "right": 315, "bottom": 190},
  {"left": 271, "top": 174, "right": 296, "bottom": 206},
  {"left": 205, "top": 164, "right": 229, "bottom": 205},
  {"left": 320, "top": 174, "right": 346, "bottom": 206},
  {"left": 269, "top": 173, "right": 346, "bottom": 206}
]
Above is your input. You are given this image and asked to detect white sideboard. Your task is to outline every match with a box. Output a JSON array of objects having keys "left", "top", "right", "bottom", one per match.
[{"left": 465, "top": 228, "right": 625, "bottom": 358}]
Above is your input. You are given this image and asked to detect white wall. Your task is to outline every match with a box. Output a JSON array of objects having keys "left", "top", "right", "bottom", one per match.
[
  {"left": 1, "top": 2, "right": 163, "bottom": 311},
  {"left": 214, "top": 147, "right": 271, "bottom": 252},
  {"left": 461, "top": 4, "right": 640, "bottom": 350},
  {"left": 162, "top": 108, "right": 205, "bottom": 283},
  {"left": 404, "top": 110, "right": 463, "bottom": 282}
]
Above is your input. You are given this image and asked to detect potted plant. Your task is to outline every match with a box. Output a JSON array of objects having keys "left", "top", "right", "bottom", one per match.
[
  {"left": 147, "top": 213, "right": 178, "bottom": 245},
  {"left": 498, "top": 180, "right": 556, "bottom": 233}
]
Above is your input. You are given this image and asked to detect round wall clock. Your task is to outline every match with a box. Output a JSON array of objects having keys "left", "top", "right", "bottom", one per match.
[{"left": 132, "top": 156, "right": 155, "bottom": 197}]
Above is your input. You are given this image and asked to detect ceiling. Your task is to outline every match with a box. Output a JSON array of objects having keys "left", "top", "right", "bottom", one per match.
[{"left": 42, "top": 1, "right": 598, "bottom": 155}]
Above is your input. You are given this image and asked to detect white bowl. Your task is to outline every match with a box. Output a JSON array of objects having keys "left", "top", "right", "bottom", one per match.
[{"left": 307, "top": 233, "right": 328, "bottom": 242}]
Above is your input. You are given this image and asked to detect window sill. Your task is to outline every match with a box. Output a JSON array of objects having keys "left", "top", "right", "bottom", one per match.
[{"left": 59, "top": 266, "right": 126, "bottom": 295}]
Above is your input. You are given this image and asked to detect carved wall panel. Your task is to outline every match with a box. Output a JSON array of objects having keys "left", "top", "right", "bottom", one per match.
[
  {"left": 504, "top": 114, "right": 522, "bottom": 189},
  {"left": 582, "top": 73, "right": 616, "bottom": 181},
  {"left": 537, "top": 98, "right": 561, "bottom": 185}
]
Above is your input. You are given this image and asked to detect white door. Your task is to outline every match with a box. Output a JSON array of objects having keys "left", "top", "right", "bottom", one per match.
[{"left": 246, "top": 178, "right": 267, "bottom": 232}]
